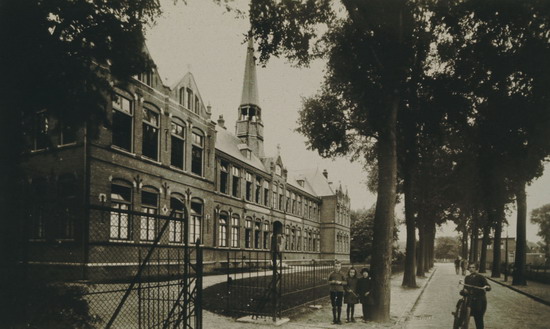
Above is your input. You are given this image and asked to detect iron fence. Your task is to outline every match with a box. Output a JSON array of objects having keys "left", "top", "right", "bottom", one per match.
[
  {"left": 22, "top": 204, "right": 203, "bottom": 329},
  {"left": 225, "top": 249, "right": 334, "bottom": 319}
]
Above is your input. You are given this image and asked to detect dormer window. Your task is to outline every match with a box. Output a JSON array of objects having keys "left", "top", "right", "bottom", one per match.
[
  {"left": 297, "top": 179, "right": 304, "bottom": 187},
  {"left": 186, "top": 88, "right": 193, "bottom": 111},
  {"left": 275, "top": 164, "right": 282, "bottom": 176},
  {"left": 194, "top": 95, "right": 200, "bottom": 114},
  {"left": 137, "top": 71, "right": 153, "bottom": 86},
  {"left": 179, "top": 87, "right": 185, "bottom": 106}
]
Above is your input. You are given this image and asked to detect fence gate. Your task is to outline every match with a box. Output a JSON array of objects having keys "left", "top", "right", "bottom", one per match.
[
  {"left": 225, "top": 249, "right": 334, "bottom": 320},
  {"left": 87, "top": 205, "right": 202, "bottom": 329}
]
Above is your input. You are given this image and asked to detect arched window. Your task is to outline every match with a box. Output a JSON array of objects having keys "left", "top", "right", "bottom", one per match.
[
  {"left": 110, "top": 180, "right": 132, "bottom": 240},
  {"left": 186, "top": 88, "right": 193, "bottom": 111},
  {"left": 255, "top": 177, "right": 262, "bottom": 203},
  {"left": 179, "top": 87, "right": 184, "bottom": 105},
  {"left": 218, "top": 212, "right": 228, "bottom": 247},
  {"left": 169, "top": 197, "right": 185, "bottom": 243},
  {"left": 194, "top": 95, "right": 200, "bottom": 114},
  {"left": 263, "top": 181, "right": 270, "bottom": 206},
  {"left": 285, "top": 190, "right": 292, "bottom": 212},
  {"left": 275, "top": 164, "right": 282, "bottom": 176},
  {"left": 297, "top": 228, "right": 302, "bottom": 251},
  {"left": 190, "top": 198, "right": 203, "bottom": 244},
  {"left": 140, "top": 188, "right": 159, "bottom": 242},
  {"left": 254, "top": 220, "right": 261, "bottom": 249},
  {"left": 272, "top": 184, "right": 278, "bottom": 209},
  {"left": 112, "top": 93, "right": 133, "bottom": 152},
  {"left": 290, "top": 227, "right": 295, "bottom": 250},
  {"left": 316, "top": 232, "right": 320, "bottom": 251},
  {"left": 170, "top": 119, "right": 185, "bottom": 169},
  {"left": 285, "top": 226, "right": 290, "bottom": 250},
  {"left": 263, "top": 221, "right": 270, "bottom": 249},
  {"left": 245, "top": 217, "right": 252, "bottom": 248},
  {"left": 230, "top": 215, "right": 239, "bottom": 248},
  {"left": 191, "top": 129, "right": 204, "bottom": 176},
  {"left": 142, "top": 104, "right": 160, "bottom": 160},
  {"left": 279, "top": 185, "right": 284, "bottom": 211}
]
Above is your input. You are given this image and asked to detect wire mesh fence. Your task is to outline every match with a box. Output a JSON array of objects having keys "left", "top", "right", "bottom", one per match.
[
  {"left": 86, "top": 205, "right": 202, "bottom": 329},
  {"left": 21, "top": 204, "right": 202, "bottom": 329}
]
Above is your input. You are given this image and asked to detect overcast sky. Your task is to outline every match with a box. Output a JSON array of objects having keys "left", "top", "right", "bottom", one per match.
[{"left": 144, "top": 0, "right": 549, "bottom": 243}]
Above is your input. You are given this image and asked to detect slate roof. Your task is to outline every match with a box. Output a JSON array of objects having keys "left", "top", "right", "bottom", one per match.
[
  {"left": 215, "top": 127, "right": 266, "bottom": 172},
  {"left": 288, "top": 168, "right": 335, "bottom": 197},
  {"left": 240, "top": 38, "right": 260, "bottom": 107}
]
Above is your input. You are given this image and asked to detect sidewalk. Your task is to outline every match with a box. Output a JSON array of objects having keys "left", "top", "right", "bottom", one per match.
[
  {"left": 484, "top": 274, "right": 550, "bottom": 306},
  {"left": 202, "top": 268, "right": 437, "bottom": 328}
]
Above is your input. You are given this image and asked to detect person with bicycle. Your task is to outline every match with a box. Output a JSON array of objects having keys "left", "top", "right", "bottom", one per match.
[{"left": 464, "top": 262, "right": 491, "bottom": 329}]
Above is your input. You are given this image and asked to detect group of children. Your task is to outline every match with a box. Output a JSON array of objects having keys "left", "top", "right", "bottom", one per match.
[{"left": 328, "top": 261, "right": 373, "bottom": 325}]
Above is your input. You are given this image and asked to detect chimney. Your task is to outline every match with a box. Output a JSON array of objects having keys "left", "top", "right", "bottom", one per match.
[
  {"left": 322, "top": 169, "right": 328, "bottom": 179},
  {"left": 217, "top": 115, "right": 226, "bottom": 129}
]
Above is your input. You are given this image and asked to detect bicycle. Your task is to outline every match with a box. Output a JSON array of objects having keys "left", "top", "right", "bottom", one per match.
[{"left": 452, "top": 280, "right": 490, "bottom": 329}]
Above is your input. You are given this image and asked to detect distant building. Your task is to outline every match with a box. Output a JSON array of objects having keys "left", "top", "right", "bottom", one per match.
[
  {"left": 21, "top": 39, "right": 351, "bottom": 280},
  {"left": 475, "top": 237, "right": 546, "bottom": 268},
  {"left": 476, "top": 237, "right": 516, "bottom": 268}
]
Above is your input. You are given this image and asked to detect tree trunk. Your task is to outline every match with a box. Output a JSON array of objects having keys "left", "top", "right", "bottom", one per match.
[
  {"left": 424, "top": 220, "right": 432, "bottom": 270},
  {"left": 491, "top": 204, "right": 504, "bottom": 278},
  {"left": 471, "top": 214, "right": 479, "bottom": 263},
  {"left": 402, "top": 166, "right": 417, "bottom": 287},
  {"left": 416, "top": 218, "right": 425, "bottom": 277},
  {"left": 479, "top": 224, "right": 490, "bottom": 273},
  {"left": 513, "top": 181, "right": 527, "bottom": 286},
  {"left": 427, "top": 221, "right": 435, "bottom": 269},
  {"left": 370, "top": 96, "right": 398, "bottom": 322},
  {"left": 461, "top": 224, "right": 469, "bottom": 260}
]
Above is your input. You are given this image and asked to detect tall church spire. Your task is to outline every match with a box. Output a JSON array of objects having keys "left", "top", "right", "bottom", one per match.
[
  {"left": 240, "top": 37, "right": 260, "bottom": 107},
  {"left": 236, "top": 36, "right": 264, "bottom": 158}
]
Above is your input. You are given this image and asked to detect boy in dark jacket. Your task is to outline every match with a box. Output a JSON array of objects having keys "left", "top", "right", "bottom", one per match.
[{"left": 464, "top": 263, "right": 491, "bottom": 329}]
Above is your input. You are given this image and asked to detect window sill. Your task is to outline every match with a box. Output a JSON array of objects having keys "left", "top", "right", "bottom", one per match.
[
  {"left": 109, "top": 239, "right": 134, "bottom": 244},
  {"left": 169, "top": 165, "right": 186, "bottom": 173},
  {"left": 30, "top": 148, "right": 48, "bottom": 154},
  {"left": 110, "top": 145, "right": 136, "bottom": 157},
  {"left": 58, "top": 142, "right": 78, "bottom": 149},
  {"left": 140, "top": 155, "right": 162, "bottom": 165},
  {"left": 55, "top": 238, "right": 75, "bottom": 243}
]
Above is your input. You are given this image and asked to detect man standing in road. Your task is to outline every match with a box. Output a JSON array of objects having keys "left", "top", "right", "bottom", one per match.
[
  {"left": 454, "top": 256, "right": 461, "bottom": 275},
  {"left": 464, "top": 263, "right": 491, "bottom": 329}
]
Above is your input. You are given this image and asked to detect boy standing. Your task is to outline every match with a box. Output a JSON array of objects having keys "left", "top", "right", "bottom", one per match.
[{"left": 328, "top": 261, "right": 346, "bottom": 324}]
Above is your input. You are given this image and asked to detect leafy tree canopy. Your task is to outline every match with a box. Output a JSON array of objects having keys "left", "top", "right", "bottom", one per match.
[
  {"left": 434, "top": 236, "right": 460, "bottom": 260},
  {"left": 531, "top": 204, "right": 550, "bottom": 252}
]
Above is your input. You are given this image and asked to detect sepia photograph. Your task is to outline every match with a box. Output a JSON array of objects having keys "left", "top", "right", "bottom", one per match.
[{"left": 1, "top": 0, "right": 550, "bottom": 328}]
